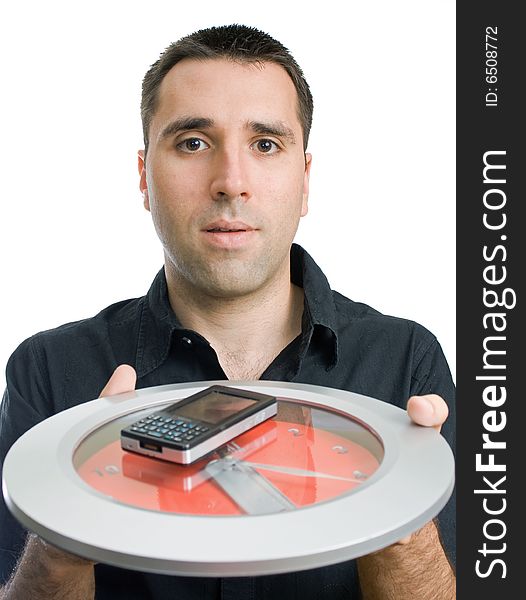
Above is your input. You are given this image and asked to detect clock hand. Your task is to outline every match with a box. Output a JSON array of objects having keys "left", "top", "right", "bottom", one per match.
[
  {"left": 204, "top": 458, "right": 296, "bottom": 515},
  {"left": 241, "top": 461, "right": 365, "bottom": 483}
]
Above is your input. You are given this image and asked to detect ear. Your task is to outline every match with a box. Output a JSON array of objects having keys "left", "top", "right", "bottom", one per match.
[
  {"left": 301, "top": 153, "right": 312, "bottom": 217},
  {"left": 138, "top": 149, "right": 150, "bottom": 212}
]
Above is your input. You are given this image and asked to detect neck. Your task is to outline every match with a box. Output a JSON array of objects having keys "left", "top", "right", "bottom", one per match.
[{"left": 164, "top": 259, "right": 304, "bottom": 378}]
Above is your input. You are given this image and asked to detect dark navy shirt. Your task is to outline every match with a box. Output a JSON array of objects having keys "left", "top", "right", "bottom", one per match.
[{"left": 0, "top": 244, "right": 455, "bottom": 599}]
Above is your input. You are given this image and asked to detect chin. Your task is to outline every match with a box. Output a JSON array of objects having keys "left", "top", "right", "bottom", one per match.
[{"left": 170, "top": 250, "right": 283, "bottom": 299}]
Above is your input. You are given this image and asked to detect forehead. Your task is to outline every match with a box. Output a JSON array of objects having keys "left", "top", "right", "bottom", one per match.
[{"left": 152, "top": 58, "right": 301, "bottom": 133}]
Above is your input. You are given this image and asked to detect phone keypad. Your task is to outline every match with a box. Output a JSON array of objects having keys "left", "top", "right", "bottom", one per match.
[{"left": 127, "top": 413, "right": 210, "bottom": 445}]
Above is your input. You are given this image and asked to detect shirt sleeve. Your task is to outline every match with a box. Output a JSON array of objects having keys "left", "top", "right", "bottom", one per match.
[
  {"left": 0, "top": 336, "right": 54, "bottom": 585},
  {"left": 410, "top": 335, "right": 456, "bottom": 570}
]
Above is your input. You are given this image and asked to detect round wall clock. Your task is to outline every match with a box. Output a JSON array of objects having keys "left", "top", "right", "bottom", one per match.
[{"left": 2, "top": 381, "right": 454, "bottom": 576}]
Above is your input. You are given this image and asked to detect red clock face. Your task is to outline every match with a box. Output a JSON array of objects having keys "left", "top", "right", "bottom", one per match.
[{"left": 76, "top": 401, "right": 382, "bottom": 516}]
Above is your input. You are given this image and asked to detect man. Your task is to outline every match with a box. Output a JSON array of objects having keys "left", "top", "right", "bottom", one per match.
[{"left": 0, "top": 24, "right": 455, "bottom": 599}]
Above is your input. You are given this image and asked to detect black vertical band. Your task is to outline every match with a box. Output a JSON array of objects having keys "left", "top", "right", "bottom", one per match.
[{"left": 457, "top": 3, "right": 523, "bottom": 597}]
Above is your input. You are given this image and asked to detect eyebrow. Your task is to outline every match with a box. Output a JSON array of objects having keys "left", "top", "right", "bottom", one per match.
[
  {"left": 248, "top": 120, "right": 297, "bottom": 145},
  {"left": 159, "top": 117, "right": 296, "bottom": 145},
  {"left": 159, "top": 117, "right": 214, "bottom": 141}
]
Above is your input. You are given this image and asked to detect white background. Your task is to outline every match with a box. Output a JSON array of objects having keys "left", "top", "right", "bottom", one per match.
[{"left": 0, "top": 1, "right": 455, "bottom": 391}]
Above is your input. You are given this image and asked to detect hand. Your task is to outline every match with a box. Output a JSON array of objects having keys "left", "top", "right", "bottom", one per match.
[
  {"left": 99, "top": 364, "right": 137, "bottom": 397},
  {"left": 396, "top": 394, "right": 449, "bottom": 545},
  {"left": 26, "top": 365, "right": 139, "bottom": 569}
]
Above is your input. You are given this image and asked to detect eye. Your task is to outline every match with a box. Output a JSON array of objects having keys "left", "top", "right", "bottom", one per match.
[
  {"left": 176, "top": 138, "right": 210, "bottom": 153},
  {"left": 251, "top": 139, "right": 280, "bottom": 155}
]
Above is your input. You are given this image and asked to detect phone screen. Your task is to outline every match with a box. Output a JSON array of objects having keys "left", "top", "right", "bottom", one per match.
[{"left": 168, "top": 392, "right": 257, "bottom": 425}]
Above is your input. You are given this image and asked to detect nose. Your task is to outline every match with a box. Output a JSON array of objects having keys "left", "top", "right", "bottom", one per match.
[{"left": 209, "top": 147, "right": 251, "bottom": 202}]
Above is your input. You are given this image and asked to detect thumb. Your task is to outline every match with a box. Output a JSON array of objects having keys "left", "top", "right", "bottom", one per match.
[
  {"left": 99, "top": 364, "right": 137, "bottom": 397},
  {"left": 406, "top": 394, "right": 448, "bottom": 432}
]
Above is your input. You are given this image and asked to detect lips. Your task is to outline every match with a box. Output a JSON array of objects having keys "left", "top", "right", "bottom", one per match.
[
  {"left": 201, "top": 220, "right": 257, "bottom": 250},
  {"left": 203, "top": 220, "right": 255, "bottom": 233}
]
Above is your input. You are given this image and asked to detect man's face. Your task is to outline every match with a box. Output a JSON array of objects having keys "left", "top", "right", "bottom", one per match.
[{"left": 139, "top": 58, "right": 311, "bottom": 299}]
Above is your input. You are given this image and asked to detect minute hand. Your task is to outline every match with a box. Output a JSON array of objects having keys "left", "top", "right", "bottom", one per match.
[{"left": 241, "top": 461, "right": 364, "bottom": 483}]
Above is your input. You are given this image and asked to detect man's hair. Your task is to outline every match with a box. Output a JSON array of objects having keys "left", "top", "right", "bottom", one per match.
[{"left": 141, "top": 24, "right": 313, "bottom": 154}]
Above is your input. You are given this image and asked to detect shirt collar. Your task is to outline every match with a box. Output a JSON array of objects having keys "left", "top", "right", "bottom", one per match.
[
  {"left": 290, "top": 244, "right": 339, "bottom": 368},
  {"left": 136, "top": 243, "right": 339, "bottom": 378}
]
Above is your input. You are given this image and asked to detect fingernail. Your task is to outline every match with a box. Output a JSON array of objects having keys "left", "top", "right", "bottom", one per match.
[{"left": 423, "top": 397, "right": 435, "bottom": 416}]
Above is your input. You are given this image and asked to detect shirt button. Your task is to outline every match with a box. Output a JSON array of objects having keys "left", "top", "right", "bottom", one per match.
[{"left": 182, "top": 337, "right": 192, "bottom": 345}]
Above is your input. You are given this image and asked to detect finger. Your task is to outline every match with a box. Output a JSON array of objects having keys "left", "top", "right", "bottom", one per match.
[
  {"left": 99, "top": 364, "right": 137, "bottom": 398},
  {"left": 396, "top": 534, "right": 412, "bottom": 545},
  {"left": 406, "top": 394, "right": 448, "bottom": 432},
  {"left": 394, "top": 522, "right": 428, "bottom": 546}
]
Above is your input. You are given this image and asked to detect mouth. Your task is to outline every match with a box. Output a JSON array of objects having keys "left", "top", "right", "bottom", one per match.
[
  {"left": 201, "top": 220, "right": 257, "bottom": 249},
  {"left": 207, "top": 227, "right": 247, "bottom": 232},
  {"left": 203, "top": 220, "right": 255, "bottom": 233}
]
